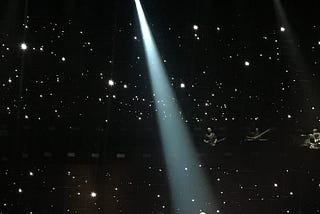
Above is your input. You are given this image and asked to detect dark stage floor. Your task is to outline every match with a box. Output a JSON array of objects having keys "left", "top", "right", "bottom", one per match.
[{"left": 1, "top": 144, "right": 320, "bottom": 214}]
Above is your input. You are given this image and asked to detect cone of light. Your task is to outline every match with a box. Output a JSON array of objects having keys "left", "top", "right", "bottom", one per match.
[
  {"left": 134, "top": 0, "right": 216, "bottom": 213},
  {"left": 273, "top": 0, "right": 318, "bottom": 125}
]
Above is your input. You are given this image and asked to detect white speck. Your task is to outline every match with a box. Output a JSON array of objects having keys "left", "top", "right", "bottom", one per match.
[
  {"left": 20, "top": 43, "right": 28, "bottom": 50},
  {"left": 108, "top": 79, "right": 114, "bottom": 86}
]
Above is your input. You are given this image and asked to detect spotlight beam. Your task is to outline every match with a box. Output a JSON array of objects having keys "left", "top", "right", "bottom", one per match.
[
  {"left": 273, "top": 0, "right": 318, "bottom": 125},
  {"left": 273, "top": 0, "right": 303, "bottom": 69},
  {"left": 135, "top": 0, "right": 216, "bottom": 213}
]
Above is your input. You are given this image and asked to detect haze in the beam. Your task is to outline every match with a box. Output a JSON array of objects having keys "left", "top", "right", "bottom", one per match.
[
  {"left": 273, "top": 0, "right": 318, "bottom": 126},
  {"left": 134, "top": 0, "right": 217, "bottom": 213}
]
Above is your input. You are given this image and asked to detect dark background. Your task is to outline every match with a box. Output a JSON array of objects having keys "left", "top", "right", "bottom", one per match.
[{"left": 1, "top": 0, "right": 320, "bottom": 213}]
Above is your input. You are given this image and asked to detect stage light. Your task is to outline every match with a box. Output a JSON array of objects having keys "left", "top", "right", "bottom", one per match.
[
  {"left": 244, "top": 61, "right": 250, "bottom": 66},
  {"left": 273, "top": 0, "right": 319, "bottom": 127},
  {"left": 193, "top": 25, "right": 199, "bottom": 30},
  {"left": 135, "top": 0, "right": 216, "bottom": 212},
  {"left": 90, "top": 192, "right": 97, "bottom": 198},
  {"left": 180, "top": 83, "right": 185, "bottom": 88},
  {"left": 20, "top": 43, "right": 27, "bottom": 50}
]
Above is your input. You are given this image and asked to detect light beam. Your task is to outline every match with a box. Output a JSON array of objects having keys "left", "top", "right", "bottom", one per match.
[
  {"left": 273, "top": 0, "right": 319, "bottom": 126},
  {"left": 134, "top": 0, "right": 217, "bottom": 213}
]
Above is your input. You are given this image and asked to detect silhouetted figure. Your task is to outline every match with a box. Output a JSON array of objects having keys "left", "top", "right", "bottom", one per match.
[
  {"left": 245, "top": 127, "right": 271, "bottom": 142},
  {"left": 309, "top": 128, "right": 320, "bottom": 144},
  {"left": 203, "top": 127, "right": 218, "bottom": 146}
]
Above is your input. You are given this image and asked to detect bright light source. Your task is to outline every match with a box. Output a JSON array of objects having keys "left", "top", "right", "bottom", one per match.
[
  {"left": 61, "top": 57, "right": 66, "bottom": 61},
  {"left": 244, "top": 61, "right": 250, "bottom": 66},
  {"left": 280, "top": 26, "right": 286, "bottom": 32},
  {"left": 193, "top": 25, "right": 199, "bottom": 30},
  {"left": 180, "top": 83, "right": 185, "bottom": 88},
  {"left": 20, "top": 43, "right": 28, "bottom": 50},
  {"left": 90, "top": 192, "right": 97, "bottom": 198},
  {"left": 135, "top": 0, "right": 215, "bottom": 212},
  {"left": 108, "top": 79, "right": 114, "bottom": 86}
]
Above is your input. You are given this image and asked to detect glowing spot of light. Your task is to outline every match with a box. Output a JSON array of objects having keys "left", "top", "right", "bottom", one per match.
[
  {"left": 108, "top": 79, "right": 115, "bottom": 86},
  {"left": 90, "top": 192, "right": 97, "bottom": 198},
  {"left": 20, "top": 43, "right": 28, "bottom": 50}
]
